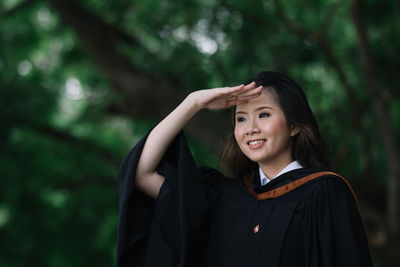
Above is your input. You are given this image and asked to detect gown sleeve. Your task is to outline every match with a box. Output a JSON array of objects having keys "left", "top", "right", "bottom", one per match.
[
  {"left": 116, "top": 131, "right": 222, "bottom": 267},
  {"left": 302, "top": 175, "right": 373, "bottom": 267}
]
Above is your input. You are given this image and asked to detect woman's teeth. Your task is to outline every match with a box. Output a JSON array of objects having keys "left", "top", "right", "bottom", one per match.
[{"left": 248, "top": 140, "right": 265, "bottom": 145}]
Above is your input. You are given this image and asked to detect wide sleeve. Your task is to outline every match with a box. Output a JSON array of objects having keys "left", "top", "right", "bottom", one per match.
[
  {"left": 116, "top": 131, "right": 221, "bottom": 267},
  {"left": 302, "top": 175, "right": 373, "bottom": 267}
]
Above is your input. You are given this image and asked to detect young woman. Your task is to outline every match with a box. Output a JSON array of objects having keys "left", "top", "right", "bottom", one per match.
[{"left": 116, "top": 71, "right": 372, "bottom": 267}]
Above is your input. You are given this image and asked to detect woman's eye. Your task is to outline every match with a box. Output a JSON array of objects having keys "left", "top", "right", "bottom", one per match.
[
  {"left": 259, "top": 113, "right": 270, "bottom": 118},
  {"left": 236, "top": 117, "right": 246, "bottom": 123}
]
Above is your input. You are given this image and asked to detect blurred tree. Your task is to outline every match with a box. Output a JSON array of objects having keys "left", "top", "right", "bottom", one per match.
[{"left": 0, "top": 0, "right": 399, "bottom": 266}]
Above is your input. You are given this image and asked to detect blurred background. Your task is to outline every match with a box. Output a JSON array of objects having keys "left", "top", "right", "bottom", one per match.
[{"left": 0, "top": 0, "right": 399, "bottom": 266}]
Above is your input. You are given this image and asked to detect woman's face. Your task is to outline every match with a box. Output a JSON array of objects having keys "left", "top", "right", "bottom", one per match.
[{"left": 234, "top": 89, "right": 298, "bottom": 170}]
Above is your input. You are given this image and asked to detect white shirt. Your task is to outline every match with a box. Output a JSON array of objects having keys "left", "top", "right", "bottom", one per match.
[{"left": 259, "top": 161, "right": 304, "bottom": 186}]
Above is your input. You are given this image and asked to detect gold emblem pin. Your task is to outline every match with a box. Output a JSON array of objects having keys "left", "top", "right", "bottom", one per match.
[{"left": 253, "top": 224, "right": 260, "bottom": 233}]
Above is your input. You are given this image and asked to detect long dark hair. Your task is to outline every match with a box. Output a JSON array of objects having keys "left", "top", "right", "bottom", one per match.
[{"left": 221, "top": 71, "right": 331, "bottom": 179}]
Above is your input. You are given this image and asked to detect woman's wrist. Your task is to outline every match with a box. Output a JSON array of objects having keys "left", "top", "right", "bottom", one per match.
[{"left": 185, "top": 92, "right": 204, "bottom": 113}]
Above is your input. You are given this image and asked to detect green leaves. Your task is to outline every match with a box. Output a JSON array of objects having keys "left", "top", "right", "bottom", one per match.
[{"left": 1, "top": 0, "right": 398, "bottom": 265}]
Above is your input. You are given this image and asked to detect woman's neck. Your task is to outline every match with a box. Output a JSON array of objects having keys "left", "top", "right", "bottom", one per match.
[{"left": 258, "top": 155, "right": 294, "bottom": 179}]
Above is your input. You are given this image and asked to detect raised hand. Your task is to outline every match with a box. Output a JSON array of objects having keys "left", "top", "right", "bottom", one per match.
[{"left": 189, "top": 82, "right": 264, "bottom": 110}]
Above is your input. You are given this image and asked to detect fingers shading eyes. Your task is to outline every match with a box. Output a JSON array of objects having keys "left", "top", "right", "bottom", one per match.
[
  {"left": 222, "top": 84, "right": 245, "bottom": 95},
  {"left": 244, "top": 81, "right": 256, "bottom": 89},
  {"left": 225, "top": 85, "right": 262, "bottom": 101},
  {"left": 236, "top": 86, "right": 263, "bottom": 98}
]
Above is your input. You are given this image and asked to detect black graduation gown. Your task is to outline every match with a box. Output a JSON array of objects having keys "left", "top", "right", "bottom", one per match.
[{"left": 116, "top": 132, "right": 373, "bottom": 267}]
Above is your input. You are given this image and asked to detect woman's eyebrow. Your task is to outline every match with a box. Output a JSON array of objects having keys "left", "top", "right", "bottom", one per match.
[{"left": 255, "top": 106, "right": 274, "bottom": 111}]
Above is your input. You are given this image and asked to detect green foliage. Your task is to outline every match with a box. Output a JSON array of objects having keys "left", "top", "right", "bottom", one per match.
[{"left": 0, "top": 0, "right": 399, "bottom": 266}]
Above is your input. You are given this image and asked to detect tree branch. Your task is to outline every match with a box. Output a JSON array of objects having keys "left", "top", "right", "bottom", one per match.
[
  {"left": 273, "top": 0, "right": 363, "bottom": 129},
  {"left": 319, "top": 0, "right": 345, "bottom": 35},
  {"left": 15, "top": 120, "right": 120, "bottom": 167}
]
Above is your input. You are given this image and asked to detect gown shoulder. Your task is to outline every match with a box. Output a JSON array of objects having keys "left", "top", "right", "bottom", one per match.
[{"left": 300, "top": 172, "right": 373, "bottom": 267}]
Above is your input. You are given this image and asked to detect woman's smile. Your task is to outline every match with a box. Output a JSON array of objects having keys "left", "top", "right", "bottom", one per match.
[{"left": 247, "top": 139, "right": 266, "bottom": 149}]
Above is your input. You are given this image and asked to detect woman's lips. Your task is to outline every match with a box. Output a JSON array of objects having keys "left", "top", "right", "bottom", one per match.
[{"left": 247, "top": 139, "right": 266, "bottom": 149}]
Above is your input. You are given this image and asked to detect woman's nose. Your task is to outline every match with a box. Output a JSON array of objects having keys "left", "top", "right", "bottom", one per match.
[{"left": 246, "top": 120, "right": 260, "bottom": 135}]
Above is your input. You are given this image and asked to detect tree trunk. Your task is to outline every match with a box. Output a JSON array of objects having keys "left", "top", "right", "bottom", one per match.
[{"left": 352, "top": 0, "right": 400, "bottom": 247}]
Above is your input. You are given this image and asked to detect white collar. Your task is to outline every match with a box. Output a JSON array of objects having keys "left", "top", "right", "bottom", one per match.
[{"left": 259, "top": 160, "right": 303, "bottom": 185}]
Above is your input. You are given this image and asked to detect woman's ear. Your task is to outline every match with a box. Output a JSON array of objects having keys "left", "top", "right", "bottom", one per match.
[{"left": 289, "top": 124, "right": 300, "bottom": 137}]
